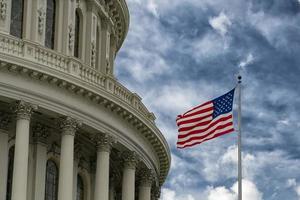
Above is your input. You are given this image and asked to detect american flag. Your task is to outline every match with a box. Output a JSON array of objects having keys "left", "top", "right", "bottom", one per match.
[{"left": 176, "top": 89, "right": 235, "bottom": 149}]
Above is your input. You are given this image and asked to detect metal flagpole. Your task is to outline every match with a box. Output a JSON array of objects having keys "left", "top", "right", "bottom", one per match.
[{"left": 237, "top": 75, "right": 242, "bottom": 200}]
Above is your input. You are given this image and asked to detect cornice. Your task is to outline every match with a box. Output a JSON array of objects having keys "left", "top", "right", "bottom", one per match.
[{"left": 0, "top": 33, "right": 170, "bottom": 186}]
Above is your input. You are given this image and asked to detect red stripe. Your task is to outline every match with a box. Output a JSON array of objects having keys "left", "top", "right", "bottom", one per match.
[
  {"left": 177, "top": 121, "right": 233, "bottom": 143},
  {"left": 178, "top": 115, "right": 233, "bottom": 139},
  {"left": 176, "top": 113, "right": 212, "bottom": 126},
  {"left": 182, "top": 101, "right": 212, "bottom": 116},
  {"left": 178, "top": 119, "right": 211, "bottom": 132},
  {"left": 177, "top": 128, "right": 234, "bottom": 149},
  {"left": 178, "top": 106, "right": 214, "bottom": 119}
]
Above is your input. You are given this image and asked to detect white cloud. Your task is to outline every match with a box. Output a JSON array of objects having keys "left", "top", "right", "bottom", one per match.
[
  {"left": 239, "top": 53, "right": 254, "bottom": 69},
  {"left": 209, "top": 12, "right": 232, "bottom": 36},
  {"left": 147, "top": 0, "right": 159, "bottom": 17},
  {"left": 161, "top": 188, "right": 195, "bottom": 200},
  {"left": 286, "top": 179, "right": 300, "bottom": 199},
  {"left": 207, "top": 179, "right": 262, "bottom": 200}
]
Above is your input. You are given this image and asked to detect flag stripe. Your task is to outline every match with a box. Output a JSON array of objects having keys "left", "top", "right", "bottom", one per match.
[
  {"left": 176, "top": 110, "right": 213, "bottom": 125},
  {"left": 178, "top": 117, "right": 212, "bottom": 131},
  {"left": 177, "top": 121, "right": 234, "bottom": 143},
  {"left": 182, "top": 101, "right": 213, "bottom": 116},
  {"left": 178, "top": 113, "right": 232, "bottom": 137},
  {"left": 177, "top": 128, "right": 234, "bottom": 148},
  {"left": 176, "top": 106, "right": 213, "bottom": 121}
]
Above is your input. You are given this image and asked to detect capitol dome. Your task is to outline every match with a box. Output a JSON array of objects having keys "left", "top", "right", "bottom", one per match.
[{"left": 0, "top": 1, "right": 171, "bottom": 200}]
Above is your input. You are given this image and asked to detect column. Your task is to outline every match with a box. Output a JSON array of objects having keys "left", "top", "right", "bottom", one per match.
[
  {"left": 100, "top": 19, "right": 111, "bottom": 74},
  {"left": 11, "top": 100, "right": 37, "bottom": 200},
  {"left": 85, "top": 2, "right": 98, "bottom": 67},
  {"left": 122, "top": 151, "right": 138, "bottom": 200},
  {"left": 109, "top": 176, "right": 116, "bottom": 200},
  {"left": 151, "top": 187, "right": 161, "bottom": 200},
  {"left": 0, "top": 112, "right": 11, "bottom": 200},
  {"left": 138, "top": 169, "right": 153, "bottom": 200},
  {"left": 57, "top": 116, "right": 81, "bottom": 200},
  {"left": 31, "top": 123, "right": 49, "bottom": 200},
  {"left": 0, "top": 0, "right": 12, "bottom": 33},
  {"left": 94, "top": 133, "right": 113, "bottom": 200}
]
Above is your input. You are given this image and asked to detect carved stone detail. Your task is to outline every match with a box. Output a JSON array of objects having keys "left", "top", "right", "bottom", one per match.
[
  {"left": 59, "top": 116, "right": 81, "bottom": 136},
  {"left": 32, "top": 122, "right": 50, "bottom": 144},
  {"left": 91, "top": 40, "right": 96, "bottom": 68},
  {"left": 93, "top": 132, "right": 114, "bottom": 153},
  {"left": 139, "top": 168, "right": 154, "bottom": 187},
  {"left": 0, "top": 111, "right": 11, "bottom": 131},
  {"left": 151, "top": 186, "right": 161, "bottom": 200},
  {"left": 37, "top": 7, "right": 46, "bottom": 35},
  {"left": 68, "top": 24, "right": 74, "bottom": 50},
  {"left": 122, "top": 151, "right": 138, "bottom": 170},
  {"left": 0, "top": 0, "right": 7, "bottom": 20},
  {"left": 12, "top": 100, "right": 37, "bottom": 120}
]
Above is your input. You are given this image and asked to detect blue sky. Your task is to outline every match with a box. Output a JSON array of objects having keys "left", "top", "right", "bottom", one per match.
[{"left": 115, "top": 0, "right": 300, "bottom": 199}]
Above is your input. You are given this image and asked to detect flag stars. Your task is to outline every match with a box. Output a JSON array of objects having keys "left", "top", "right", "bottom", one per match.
[{"left": 212, "top": 89, "right": 235, "bottom": 119}]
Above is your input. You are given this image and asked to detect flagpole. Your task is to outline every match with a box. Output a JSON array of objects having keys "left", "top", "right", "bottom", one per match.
[{"left": 237, "top": 75, "right": 242, "bottom": 200}]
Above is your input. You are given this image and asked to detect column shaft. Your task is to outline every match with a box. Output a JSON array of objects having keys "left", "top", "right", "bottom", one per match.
[
  {"left": 58, "top": 134, "right": 75, "bottom": 200},
  {"left": 11, "top": 118, "right": 30, "bottom": 200},
  {"left": 122, "top": 168, "right": 135, "bottom": 200},
  {"left": 94, "top": 150, "right": 110, "bottom": 200},
  {"left": 138, "top": 187, "right": 151, "bottom": 200},
  {"left": 32, "top": 143, "right": 48, "bottom": 200},
  {"left": 0, "top": 131, "right": 9, "bottom": 200}
]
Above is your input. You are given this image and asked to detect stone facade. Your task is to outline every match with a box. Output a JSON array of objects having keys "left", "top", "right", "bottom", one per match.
[{"left": 0, "top": 1, "right": 171, "bottom": 200}]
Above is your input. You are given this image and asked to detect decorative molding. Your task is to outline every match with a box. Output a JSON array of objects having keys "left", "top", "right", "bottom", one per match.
[
  {"left": 32, "top": 122, "right": 50, "bottom": 144},
  {"left": 0, "top": 0, "right": 7, "bottom": 20},
  {"left": 59, "top": 116, "right": 82, "bottom": 136},
  {"left": 0, "top": 111, "right": 11, "bottom": 131},
  {"left": 122, "top": 151, "right": 139, "bottom": 170},
  {"left": 37, "top": 7, "right": 46, "bottom": 35},
  {"left": 151, "top": 186, "right": 161, "bottom": 200},
  {"left": 12, "top": 100, "right": 38, "bottom": 120}
]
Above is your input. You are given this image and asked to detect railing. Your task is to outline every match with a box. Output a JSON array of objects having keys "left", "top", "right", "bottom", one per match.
[{"left": 0, "top": 33, "right": 154, "bottom": 122}]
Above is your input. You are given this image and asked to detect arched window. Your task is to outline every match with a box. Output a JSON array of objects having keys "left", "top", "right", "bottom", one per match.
[
  {"left": 45, "top": 160, "right": 58, "bottom": 200},
  {"left": 96, "top": 25, "right": 100, "bottom": 69},
  {"left": 6, "top": 146, "right": 14, "bottom": 200},
  {"left": 76, "top": 175, "right": 84, "bottom": 200},
  {"left": 10, "top": 0, "right": 24, "bottom": 38},
  {"left": 74, "top": 10, "right": 81, "bottom": 58},
  {"left": 45, "top": 0, "right": 56, "bottom": 49}
]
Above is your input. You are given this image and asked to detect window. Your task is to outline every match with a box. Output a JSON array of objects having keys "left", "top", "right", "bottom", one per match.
[
  {"left": 76, "top": 175, "right": 84, "bottom": 200},
  {"left": 6, "top": 146, "right": 14, "bottom": 200},
  {"left": 74, "top": 10, "right": 81, "bottom": 58},
  {"left": 10, "top": 0, "right": 24, "bottom": 38},
  {"left": 45, "top": 160, "right": 58, "bottom": 200},
  {"left": 45, "top": 0, "right": 56, "bottom": 49}
]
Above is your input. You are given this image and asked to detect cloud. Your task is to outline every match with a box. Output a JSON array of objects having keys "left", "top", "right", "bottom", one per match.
[
  {"left": 286, "top": 179, "right": 300, "bottom": 199},
  {"left": 239, "top": 53, "right": 254, "bottom": 69},
  {"left": 207, "top": 179, "right": 262, "bottom": 200},
  {"left": 209, "top": 12, "right": 232, "bottom": 36},
  {"left": 161, "top": 188, "right": 196, "bottom": 200}
]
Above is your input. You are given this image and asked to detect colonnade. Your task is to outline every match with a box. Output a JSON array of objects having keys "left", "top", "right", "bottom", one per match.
[{"left": 0, "top": 100, "right": 155, "bottom": 200}]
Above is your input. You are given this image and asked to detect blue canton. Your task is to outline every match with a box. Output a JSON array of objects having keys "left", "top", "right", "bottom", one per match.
[{"left": 212, "top": 89, "right": 235, "bottom": 119}]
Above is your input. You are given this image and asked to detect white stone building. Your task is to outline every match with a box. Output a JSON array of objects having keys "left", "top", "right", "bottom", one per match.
[{"left": 0, "top": 0, "right": 171, "bottom": 200}]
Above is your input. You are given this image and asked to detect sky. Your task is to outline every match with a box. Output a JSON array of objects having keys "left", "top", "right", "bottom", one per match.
[{"left": 115, "top": 0, "right": 300, "bottom": 199}]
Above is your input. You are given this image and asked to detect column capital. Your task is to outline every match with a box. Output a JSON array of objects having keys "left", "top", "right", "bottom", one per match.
[
  {"left": 59, "top": 116, "right": 82, "bottom": 136},
  {"left": 122, "top": 151, "right": 139, "bottom": 170},
  {"left": 32, "top": 122, "right": 50, "bottom": 144},
  {"left": 0, "top": 111, "right": 11, "bottom": 131},
  {"left": 139, "top": 168, "right": 154, "bottom": 187},
  {"left": 12, "top": 100, "right": 38, "bottom": 120},
  {"left": 93, "top": 133, "right": 114, "bottom": 152},
  {"left": 151, "top": 186, "right": 161, "bottom": 200}
]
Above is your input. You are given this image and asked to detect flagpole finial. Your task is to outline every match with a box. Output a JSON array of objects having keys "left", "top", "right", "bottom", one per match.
[{"left": 237, "top": 75, "right": 242, "bottom": 84}]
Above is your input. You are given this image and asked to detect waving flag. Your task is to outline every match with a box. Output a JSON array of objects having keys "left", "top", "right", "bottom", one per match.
[{"left": 176, "top": 89, "right": 235, "bottom": 148}]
